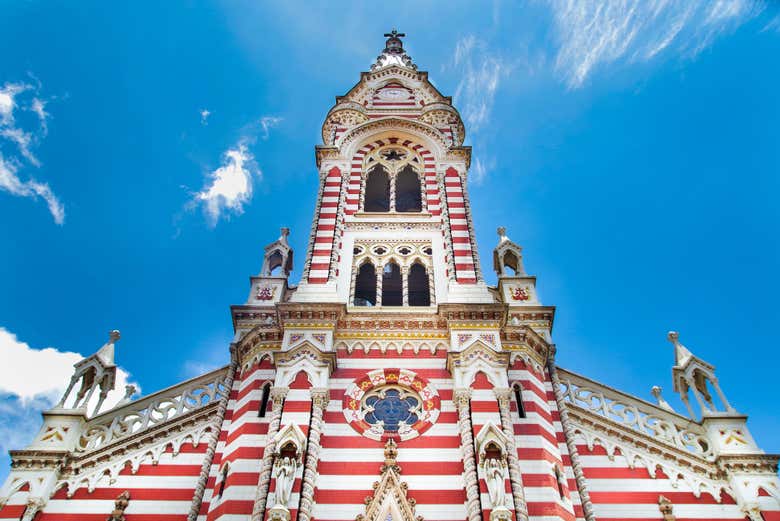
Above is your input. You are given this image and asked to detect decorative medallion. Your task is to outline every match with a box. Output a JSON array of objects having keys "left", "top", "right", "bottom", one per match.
[
  {"left": 257, "top": 286, "right": 277, "bottom": 301},
  {"left": 510, "top": 287, "right": 529, "bottom": 301},
  {"left": 343, "top": 368, "right": 440, "bottom": 441}
]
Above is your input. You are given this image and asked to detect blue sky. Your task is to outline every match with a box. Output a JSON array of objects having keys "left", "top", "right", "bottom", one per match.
[{"left": 1, "top": 1, "right": 778, "bottom": 482}]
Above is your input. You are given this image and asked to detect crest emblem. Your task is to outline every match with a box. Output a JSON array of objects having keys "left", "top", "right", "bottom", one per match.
[{"left": 510, "top": 286, "right": 529, "bottom": 301}]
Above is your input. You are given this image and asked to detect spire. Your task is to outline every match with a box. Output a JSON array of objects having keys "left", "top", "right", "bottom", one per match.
[
  {"left": 371, "top": 29, "right": 417, "bottom": 71},
  {"left": 667, "top": 331, "right": 694, "bottom": 367}
]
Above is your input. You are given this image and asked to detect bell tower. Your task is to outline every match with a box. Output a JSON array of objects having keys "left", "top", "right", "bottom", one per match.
[{"left": 292, "top": 31, "right": 491, "bottom": 306}]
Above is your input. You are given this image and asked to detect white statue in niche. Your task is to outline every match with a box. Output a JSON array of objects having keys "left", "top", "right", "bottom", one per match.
[
  {"left": 273, "top": 455, "right": 297, "bottom": 507},
  {"left": 484, "top": 456, "right": 506, "bottom": 507}
]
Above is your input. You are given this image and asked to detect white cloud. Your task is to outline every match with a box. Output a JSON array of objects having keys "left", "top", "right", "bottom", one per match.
[
  {"left": 471, "top": 156, "right": 495, "bottom": 185},
  {"left": 194, "top": 142, "right": 259, "bottom": 226},
  {"left": 259, "top": 116, "right": 282, "bottom": 139},
  {"left": 200, "top": 108, "right": 211, "bottom": 125},
  {"left": 0, "top": 327, "right": 139, "bottom": 457},
  {"left": 452, "top": 36, "right": 507, "bottom": 132},
  {"left": 0, "top": 327, "right": 137, "bottom": 406},
  {"left": 0, "top": 154, "right": 64, "bottom": 224},
  {"left": 0, "top": 80, "right": 63, "bottom": 223},
  {"left": 542, "top": 0, "right": 767, "bottom": 88}
]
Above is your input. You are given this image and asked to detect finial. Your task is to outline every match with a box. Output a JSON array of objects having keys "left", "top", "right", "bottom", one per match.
[
  {"left": 279, "top": 227, "right": 290, "bottom": 244},
  {"left": 380, "top": 438, "right": 400, "bottom": 474},
  {"left": 372, "top": 29, "right": 416, "bottom": 71},
  {"left": 109, "top": 330, "right": 121, "bottom": 343},
  {"left": 667, "top": 331, "right": 678, "bottom": 343},
  {"left": 497, "top": 226, "right": 508, "bottom": 242},
  {"left": 650, "top": 386, "right": 675, "bottom": 412}
]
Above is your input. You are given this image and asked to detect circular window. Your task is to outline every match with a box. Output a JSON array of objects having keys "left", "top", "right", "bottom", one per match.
[{"left": 343, "top": 368, "right": 440, "bottom": 441}]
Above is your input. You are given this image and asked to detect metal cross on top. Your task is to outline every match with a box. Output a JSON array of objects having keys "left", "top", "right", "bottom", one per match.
[{"left": 384, "top": 29, "right": 405, "bottom": 39}]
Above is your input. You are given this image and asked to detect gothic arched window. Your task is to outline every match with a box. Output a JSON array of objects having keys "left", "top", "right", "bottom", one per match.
[
  {"left": 364, "top": 166, "right": 390, "bottom": 212},
  {"left": 382, "top": 262, "right": 402, "bottom": 306},
  {"left": 513, "top": 383, "right": 526, "bottom": 419},
  {"left": 395, "top": 165, "right": 422, "bottom": 212},
  {"left": 218, "top": 464, "right": 229, "bottom": 498},
  {"left": 503, "top": 252, "right": 519, "bottom": 276},
  {"left": 354, "top": 262, "right": 377, "bottom": 306},
  {"left": 407, "top": 262, "right": 430, "bottom": 306},
  {"left": 267, "top": 250, "right": 284, "bottom": 276},
  {"left": 259, "top": 382, "right": 271, "bottom": 418}
]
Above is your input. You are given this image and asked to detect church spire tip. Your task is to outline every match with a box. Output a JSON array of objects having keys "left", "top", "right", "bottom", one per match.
[{"left": 372, "top": 29, "right": 416, "bottom": 71}]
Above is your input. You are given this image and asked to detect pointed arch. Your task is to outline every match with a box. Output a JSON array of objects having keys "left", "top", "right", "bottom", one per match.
[
  {"left": 512, "top": 382, "right": 526, "bottom": 419},
  {"left": 259, "top": 382, "right": 272, "bottom": 418},
  {"left": 354, "top": 261, "right": 377, "bottom": 306},
  {"left": 381, "top": 261, "right": 402, "bottom": 306},
  {"left": 407, "top": 262, "right": 430, "bottom": 306},
  {"left": 364, "top": 165, "right": 390, "bottom": 212},
  {"left": 395, "top": 164, "right": 422, "bottom": 212}
]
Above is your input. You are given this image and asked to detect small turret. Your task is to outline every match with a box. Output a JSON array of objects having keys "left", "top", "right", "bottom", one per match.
[
  {"left": 55, "top": 330, "right": 120, "bottom": 416},
  {"left": 247, "top": 228, "right": 294, "bottom": 305},
  {"left": 493, "top": 226, "right": 525, "bottom": 277},
  {"left": 261, "top": 227, "right": 293, "bottom": 277},
  {"left": 668, "top": 331, "right": 736, "bottom": 419}
]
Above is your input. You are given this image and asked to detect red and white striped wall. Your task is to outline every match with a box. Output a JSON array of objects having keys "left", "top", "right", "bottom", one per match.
[
  {"left": 509, "top": 359, "right": 579, "bottom": 521},
  {"left": 308, "top": 167, "right": 343, "bottom": 283},
  {"left": 203, "top": 358, "right": 275, "bottom": 521},
  {"left": 314, "top": 348, "right": 467, "bottom": 521},
  {"left": 444, "top": 167, "right": 477, "bottom": 283}
]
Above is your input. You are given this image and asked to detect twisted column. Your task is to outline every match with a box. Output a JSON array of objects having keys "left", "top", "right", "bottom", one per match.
[
  {"left": 454, "top": 389, "right": 482, "bottom": 521},
  {"left": 252, "top": 387, "right": 290, "bottom": 521},
  {"left": 297, "top": 388, "right": 330, "bottom": 521},
  {"left": 187, "top": 355, "right": 238, "bottom": 521},
  {"left": 547, "top": 357, "right": 595, "bottom": 521},
  {"left": 494, "top": 388, "right": 529, "bottom": 521},
  {"left": 402, "top": 265, "right": 409, "bottom": 306}
]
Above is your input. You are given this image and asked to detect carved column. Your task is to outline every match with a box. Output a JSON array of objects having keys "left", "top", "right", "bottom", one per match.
[
  {"left": 188, "top": 353, "right": 238, "bottom": 521},
  {"left": 252, "top": 387, "right": 290, "bottom": 521},
  {"left": 494, "top": 388, "right": 529, "bottom": 521},
  {"left": 20, "top": 497, "right": 45, "bottom": 521},
  {"left": 375, "top": 264, "right": 383, "bottom": 307},
  {"left": 389, "top": 172, "right": 397, "bottom": 212},
  {"left": 402, "top": 265, "right": 409, "bottom": 306},
  {"left": 454, "top": 389, "right": 482, "bottom": 521},
  {"left": 297, "top": 388, "right": 330, "bottom": 521},
  {"left": 547, "top": 357, "right": 596, "bottom": 521}
]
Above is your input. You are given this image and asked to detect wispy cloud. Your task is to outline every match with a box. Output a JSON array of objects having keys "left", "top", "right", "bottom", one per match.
[
  {"left": 200, "top": 108, "right": 211, "bottom": 125},
  {"left": 0, "top": 154, "right": 64, "bottom": 224},
  {"left": 542, "top": 0, "right": 767, "bottom": 88},
  {"left": 0, "top": 327, "right": 139, "bottom": 459},
  {"left": 259, "top": 116, "right": 282, "bottom": 139},
  {"left": 471, "top": 156, "right": 495, "bottom": 185},
  {"left": 0, "top": 80, "right": 64, "bottom": 223},
  {"left": 452, "top": 36, "right": 508, "bottom": 132}
]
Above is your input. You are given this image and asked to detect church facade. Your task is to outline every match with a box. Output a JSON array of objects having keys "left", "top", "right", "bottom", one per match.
[{"left": 1, "top": 32, "right": 778, "bottom": 521}]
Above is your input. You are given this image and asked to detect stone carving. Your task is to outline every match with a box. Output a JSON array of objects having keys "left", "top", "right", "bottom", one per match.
[
  {"left": 108, "top": 490, "right": 130, "bottom": 521},
  {"left": 273, "top": 456, "right": 297, "bottom": 508},
  {"left": 658, "top": 495, "right": 675, "bottom": 520},
  {"left": 78, "top": 368, "right": 229, "bottom": 453},
  {"left": 558, "top": 369, "right": 713, "bottom": 460},
  {"left": 355, "top": 439, "right": 423, "bottom": 521}
]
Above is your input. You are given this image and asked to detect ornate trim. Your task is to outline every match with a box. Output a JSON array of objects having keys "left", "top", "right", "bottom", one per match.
[{"left": 355, "top": 439, "right": 423, "bottom": 521}]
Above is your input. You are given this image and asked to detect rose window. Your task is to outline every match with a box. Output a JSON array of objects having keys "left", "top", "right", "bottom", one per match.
[
  {"left": 343, "top": 368, "right": 440, "bottom": 441},
  {"left": 363, "top": 386, "right": 421, "bottom": 432}
]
